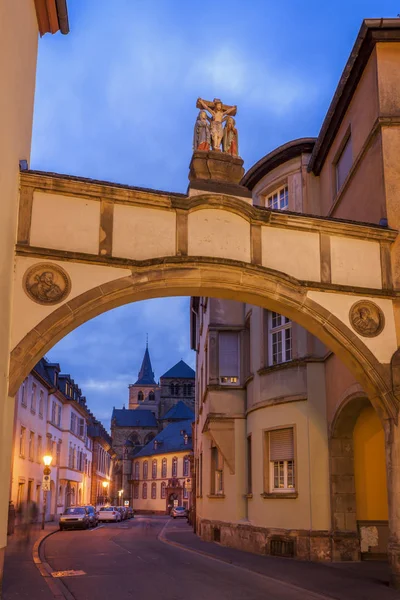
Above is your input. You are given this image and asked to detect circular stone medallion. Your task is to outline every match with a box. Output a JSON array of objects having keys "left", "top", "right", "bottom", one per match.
[
  {"left": 349, "top": 300, "right": 385, "bottom": 338},
  {"left": 24, "top": 263, "right": 71, "bottom": 305}
]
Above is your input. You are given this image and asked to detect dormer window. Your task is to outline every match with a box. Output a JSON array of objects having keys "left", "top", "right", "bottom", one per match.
[{"left": 266, "top": 184, "right": 288, "bottom": 211}]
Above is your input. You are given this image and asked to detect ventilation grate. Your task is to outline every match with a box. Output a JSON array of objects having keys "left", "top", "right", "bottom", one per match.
[{"left": 270, "top": 538, "right": 295, "bottom": 558}]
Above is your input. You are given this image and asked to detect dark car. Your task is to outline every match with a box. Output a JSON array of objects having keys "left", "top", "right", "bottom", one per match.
[
  {"left": 59, "top": 507, "right": 91, "bottom": 530},
  {"left": 82, "top": 505, "right": 98, "bottom": 528},
  {"left": 125, "top": 506, "right": 134, "bottom": 519}
]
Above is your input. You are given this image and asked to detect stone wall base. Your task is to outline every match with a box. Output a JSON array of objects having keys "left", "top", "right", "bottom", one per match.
[
  {"left": 196, "top": 518, "right": 361, "bottom": 562},
  {"left": 133, "top": 509, "right": 166, "bottom": 516}
]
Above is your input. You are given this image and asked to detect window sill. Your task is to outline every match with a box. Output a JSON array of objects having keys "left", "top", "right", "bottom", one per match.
[
  {"left": 261, "top": 492, "right": 298, "bottom": 499},
  {"left": 207, "top": 494, "right": 225, "bottom": 499},
  {"left": 30, "top": 409, "right": 36, "bottom": 415},
  {"left": 245, "top": 493, "right": 253, "bottom": 499}
]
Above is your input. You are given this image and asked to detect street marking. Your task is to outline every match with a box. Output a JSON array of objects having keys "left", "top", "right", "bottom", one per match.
[{"left": 52, "top": 570, "right": 86, "bottom": 578}]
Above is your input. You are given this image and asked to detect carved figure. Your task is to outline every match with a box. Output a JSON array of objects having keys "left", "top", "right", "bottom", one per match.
[
  {"left": 196, "top": 97, "right": 237, "bottom": 151},
  {"left": 24, "top": 263, "right": 71, "bottom": 305},
  {"left": 223, "top": 116, "right": 238, "bottom": 156},
  {"left": 349, "top": 301, "right": 384, "bottom": 337},
  {"left": 193, "top": 110, "right": 211, "bottom": 151}
]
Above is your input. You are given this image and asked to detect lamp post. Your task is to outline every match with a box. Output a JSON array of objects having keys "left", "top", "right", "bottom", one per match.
[
  {"left": 102, "top": 480, "right": 109, "bottom": 505},
  {"left": 118, "top": 489, "right": 123, "bottom": 506},
  {"left": 41, "top": 454, "right": 53, "bottom": 530}
]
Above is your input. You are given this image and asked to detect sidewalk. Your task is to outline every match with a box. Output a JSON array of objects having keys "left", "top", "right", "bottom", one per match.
[
  {"left": 2, "top": 523, "right": 59, "bottom": 600},
  {"left": 162, "top": 521, "right": 400, "bottom": 600}
]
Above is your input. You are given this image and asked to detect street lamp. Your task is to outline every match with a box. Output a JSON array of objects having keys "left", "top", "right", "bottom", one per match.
[
  {"left": 118, "top": 489, "right": 123, "bottom": 506},
  {"left": 102, "top": 481, "right": 109, "bottom": 504},
  {"left": 41, "top": 454, "right": 53, "bottom": 530}
]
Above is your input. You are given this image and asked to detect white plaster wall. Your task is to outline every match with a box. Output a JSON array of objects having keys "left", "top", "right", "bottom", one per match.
[
  {"left": 262, "top": 227, "right": 320, "bottom": 281},
  {"left": 30, "top": 192, "right": 100, "bottom": 255},
  {"left": 113, "top": 205, "right": 176, "bottom": 260},
  {"left": 330, "top": 237, "right": 382, "bottom": 289},
  {"left": 188, "top": 209, "right": 251, "bottom": 262}
]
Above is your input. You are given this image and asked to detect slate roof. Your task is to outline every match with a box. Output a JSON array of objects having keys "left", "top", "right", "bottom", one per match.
[
  {"left": 32, "top": 358, "right": 56, "bottom": 387},
  {"left": 160, "top": 360, "right": 195, "bottom": 380},
  {"left": 135, "top": 346, "right": 156, "bottom": 385},
  {"left": 162, "top": 401, "right": 195, "bottom": 421},
  {"left": 111, "top": 407, "right": 157, "bottom": 428},
  {"left": 135, "top": 419, "right": 193, "bottom": 457}
]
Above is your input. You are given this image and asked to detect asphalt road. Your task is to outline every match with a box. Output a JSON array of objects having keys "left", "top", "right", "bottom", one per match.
[{"left": 42, "top": 516, "right": 331, "bottom": 600}]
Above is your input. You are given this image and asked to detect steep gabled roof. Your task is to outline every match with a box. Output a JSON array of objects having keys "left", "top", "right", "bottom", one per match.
[
  {"left": 162, "top": 401, "right": 195, "bottom": 421},
  {"left": 135, "top": 345, "right": 156, "bottom": 385},
  {"left": 160, "top": 360, "right": 195, "bottom": 380},
  {"left": 135, "top": 419, "right": 193, "bottom": 457},
  {"left": 111, "top": 408, "right": 157, "bottom": 428}
]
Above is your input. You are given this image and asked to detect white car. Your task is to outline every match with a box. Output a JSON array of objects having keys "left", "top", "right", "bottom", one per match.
[{"left": 97, "top": 506, "right": 122, "bottom": 522}]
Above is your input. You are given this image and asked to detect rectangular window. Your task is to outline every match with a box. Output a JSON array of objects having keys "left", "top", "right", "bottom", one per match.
[
  {"left": 29, "top": 431, "right": 34, "bottom": 461},
  {"left": 31, "top": 383, "right": 37, "bottom": 413},
  {"left": 70, "top": 413, "right": 77, "bottom": 433},
  {"left": 57, "top": 405, "right": 62, "bottom": 427},
  {"left": 78, "top": 418, "right": 85, "bottom": 438},
  {"left": 21, "top": 380, "right": 27, "bottom": 407},
  {"left": 39, "top": 390, "right": 44, "bottom": 418},
  {"left": 269, "top": 428, "right": 295, "bottom": 492},
  {"left": 211, "top": 446, "right": 223, "bottom": 495},
  {"left": 51, "top": 401, "right": 56, "bottom": 424},
  {"left": 335, "top": 134, "right": 352, "bottom": 193},
  {"left": 247, "top": 435, "right": 252, "bottom": 494},
  {"left": 219, "top": 331, "right": 239, "bottom": 385},
  {"left": 17, "top": 482, "right": 25, "bottom": 508},
  {"left": 268, "top": 312, "right": 292, "bottom": 365},
  {"left": 20, "top": 426, "right": 26, "bottom": 457},
  {"left": 37, "top": 435, "right": 42, "bottom": 463},
  {"left": 266, "top": 184, "right": 288, "bottom": 210}
]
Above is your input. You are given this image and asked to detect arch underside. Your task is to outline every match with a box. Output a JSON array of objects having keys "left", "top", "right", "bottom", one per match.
[{"left": 10, "top": 257, "right": 397, "bottom": 421}]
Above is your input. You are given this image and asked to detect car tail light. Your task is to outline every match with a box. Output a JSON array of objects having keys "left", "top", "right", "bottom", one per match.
[{"left": 112, "top": 512, "right": 115, "bottom": 515}]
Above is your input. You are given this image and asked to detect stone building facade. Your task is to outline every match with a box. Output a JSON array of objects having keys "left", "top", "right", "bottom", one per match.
[{"left": 192, "top": 21, "right": 396, "bottom": 563}]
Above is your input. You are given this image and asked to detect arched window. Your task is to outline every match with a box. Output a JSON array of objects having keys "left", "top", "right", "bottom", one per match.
[
  {"left": 161, "top": 481, "right": 166, "bottom": 499},
  {"left": 183, "top": 483, "right": 189, "bottom": 499},
  {"left": 138, "top": 391, "right": 144, "bottom": 402},
  {"left": 175, "top": 384, "right": 180, "bottom": 395},
  {"left": 151, "top": 482, "right": 157, "bottom": 499},
  {"left": 162, "top": 458, "right": 167, "bottom": 478},
  {"left": 172, "top": 456, "right": 178, "bottom": 477},
  {"left": 143, "top": 461, "right": 148, "bottom": 479},
  {"left": 144, "top": 433, "right": 155, "bottom": 445},
  {"left": 170, "top": 383, "right": 174, "bottom": 396},
  {"left": 134, "top": 484, "right": 139, "bottom": 499},
  {"left": 142, "top": 482, "right": 147, "bottom": 499},
  {"left": 130, "top": 432, "right": 140, "bottom": 446},
  {"left": 134, "top": 462, "right": 140, "bottom": 479},
  {"left": 183, "top": 456, "right": 190, "bottom": 477},
  {"left": 149, "top": 391, "right": 155, "bottom": 402},
  {"left": 152, "top": 459, "right": 157, "bottom": 479}
]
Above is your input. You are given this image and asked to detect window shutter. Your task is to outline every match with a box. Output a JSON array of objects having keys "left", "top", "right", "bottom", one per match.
[
  {"left": 269, "top": 428, "right": 294, "bottom": 461},
  {"left": 219, "top": 332, "right": 239, "bottom": 376}
]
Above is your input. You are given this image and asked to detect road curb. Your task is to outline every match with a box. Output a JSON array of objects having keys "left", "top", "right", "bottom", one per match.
[
  {"left": 158, "top": 522, "right": 333, "bottom": 600},
  {"left": 32, "top": 528, "right": 74, "bottom": 600}
]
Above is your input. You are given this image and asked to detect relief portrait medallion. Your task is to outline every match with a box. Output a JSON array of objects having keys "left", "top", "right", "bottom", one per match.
[
  {"left": 349, "top": 300, "right": 385, "bottom": 338},
  {"left": 24, "top": 263, "right": 71, "bottom": 305}
]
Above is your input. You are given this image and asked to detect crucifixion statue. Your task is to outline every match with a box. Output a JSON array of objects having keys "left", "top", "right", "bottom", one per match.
[{"left": 195, "top": 97, "right": 237, "bottom": 153}]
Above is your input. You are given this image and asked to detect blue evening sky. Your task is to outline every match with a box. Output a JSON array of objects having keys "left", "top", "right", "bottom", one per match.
[{"left": 34, "top": 0, "right": 398, "bottom": 427}]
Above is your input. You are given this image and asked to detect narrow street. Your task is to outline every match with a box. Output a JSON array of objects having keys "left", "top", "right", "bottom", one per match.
[{"left": 38, "top": 516, "right": 398, "bottom": 600}]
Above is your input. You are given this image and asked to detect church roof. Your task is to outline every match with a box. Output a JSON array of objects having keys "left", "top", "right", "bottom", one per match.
[
  {"left": 135, "top": 345, "right": 156, "bottom": 385},
  {"left": 162, "top": 401, "right": 195, "bottom": 421},
  {"left": 111, "top": 407, "right": 157, "bottom": 428},
  {"left": 135, "top": 419, "right": 193, "bottom": 457},
  {"left": 160, "top": 360, "right": 195, "bottom": 380}
]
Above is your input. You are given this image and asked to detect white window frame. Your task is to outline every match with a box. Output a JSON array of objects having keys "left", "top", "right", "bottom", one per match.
[
  {"left": 30, "top": 383, "right": 37, "bottom": 413},
  {"left": 268, "top": 312, "right": 292, "bottom": 366},
  {"left": 21, "top": 380, "right": 27, "bottom": 407},
  {"left": 269, "top": 459, "right": 295, "bottom": 492},
  {"left": 265, "top": 184, "right": 289, "bottom": 211}
]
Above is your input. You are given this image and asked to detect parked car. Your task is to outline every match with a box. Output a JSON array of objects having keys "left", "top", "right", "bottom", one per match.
[
  {"left": 82, "top": 505, "right": 98, "bottom": 528},
  {"left": 170, "top": 506, "right": 188, "bottom": 519},
  {"left": 125, "top": 506, "right": 134, "bottom": 519},
  {"left": 59, "top": 506, "right": 91, "bottom": 530},
  {"left": 97, "top": 506, "right": 121, "bottom": 523},
  {"left": 116, "top": 507, "right": 127, "bottom": 520}
]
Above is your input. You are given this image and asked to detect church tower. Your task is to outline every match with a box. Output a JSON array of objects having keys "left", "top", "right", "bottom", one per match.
[{"left": 128, "top": 343, "right": 160, "bottom": 411}]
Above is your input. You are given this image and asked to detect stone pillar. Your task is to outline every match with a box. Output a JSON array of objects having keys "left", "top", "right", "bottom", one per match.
[{"left": 384, "top": 417, "right": 400, "bottom": 588}]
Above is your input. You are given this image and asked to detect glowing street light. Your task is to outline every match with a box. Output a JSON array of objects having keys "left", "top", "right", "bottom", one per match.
[
  {"left": 41, "top": 454, "right": 53, "bottom": 530},
  {"left": 118, "top": 489, "right": 124, "bottom": 506},
  {"left": 102, "top": 481, "right": 110, "bottom": 505}
]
